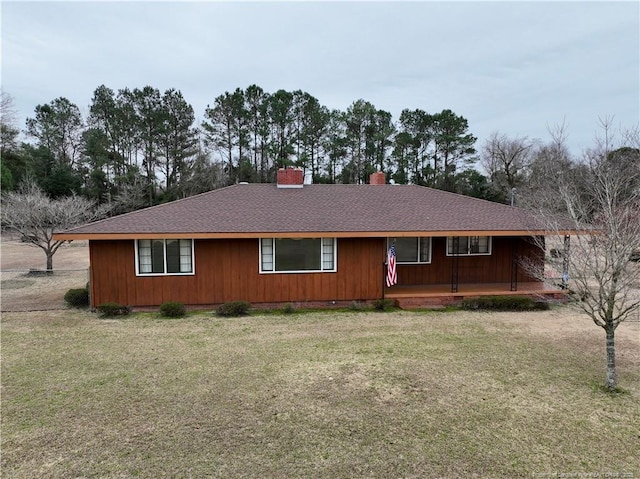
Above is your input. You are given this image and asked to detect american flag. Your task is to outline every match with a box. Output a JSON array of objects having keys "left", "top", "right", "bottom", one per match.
[{"left": 386, "top": 242, "right": 397, "bottom": 287}]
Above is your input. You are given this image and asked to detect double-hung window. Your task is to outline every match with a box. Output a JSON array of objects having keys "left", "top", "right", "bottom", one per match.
[
  {"left": 389, "top": 237, "right": 432, "bottom": 264},
  {"left": 446, "top": 236, "right": 492, "bottom": 256},
  {"left": 136, "top": 239, "right": 194, "bottom": 275},
  {"left": 260, "top": 238, "right": 336, "bottom": 273}
]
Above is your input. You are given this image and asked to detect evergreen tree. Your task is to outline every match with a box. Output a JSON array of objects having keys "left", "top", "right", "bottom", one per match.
[
  {"left": 25, "top": 97, "right": 84, "bottom": 168},
  {"left": 158, "top": 89, "right": 199, "bottom": 200}
]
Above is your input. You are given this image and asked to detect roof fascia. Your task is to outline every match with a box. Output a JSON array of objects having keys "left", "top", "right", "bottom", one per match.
[{"left": 53, "top": 229, "right": 581, "bottom": 241}]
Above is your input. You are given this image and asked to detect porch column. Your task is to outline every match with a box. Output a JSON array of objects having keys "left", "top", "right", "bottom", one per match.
[
  {"left": 562, "top": 235, "right": 570, "bottom": 289},
  {"left": 382, "top": 260, "right": 386, "bottom": 299},
  {"left": 450, "top": 237, "right": 459, "bottom": 293},
  {"left": 510, "top": 237, "right": 519, "bottom": 291}
]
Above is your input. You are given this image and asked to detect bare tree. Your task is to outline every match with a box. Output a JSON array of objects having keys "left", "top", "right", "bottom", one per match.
[
  {"left": 1, "top": 91, "right": 20, "bottom": 153},
  {"left": 1, "top": 179, "right": 109, "bottom": 270},
  {"left": 110, "top": 178, "right": 148, "bottom": 214},
  {"left": 481, "top": 132, "right": 538, "bottom": 204},
  {"left": 522, "top": 122, "right": 582, "bottom": 215},
  {"left": 0, "top": 91, "right": 18, "bottom": 124},
  {"left": 527, "top": 120, "right": 640, "bottom": 390}
]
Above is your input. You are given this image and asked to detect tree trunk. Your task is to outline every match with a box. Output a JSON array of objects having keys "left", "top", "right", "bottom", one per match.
[
  {"left": 605, "top": 327, "right": 617, "bottom": 390},
  {"left": 46, "top": 251, "right": 54, "bottom": 271}
]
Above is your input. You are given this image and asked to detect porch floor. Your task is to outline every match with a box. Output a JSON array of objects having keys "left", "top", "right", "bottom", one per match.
[{"left": 384, "top": 282, "right": 568, "bottom": 308}]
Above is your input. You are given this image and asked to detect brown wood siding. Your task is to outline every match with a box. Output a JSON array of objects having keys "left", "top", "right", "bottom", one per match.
[
  {"left": 89, "top": 236, "right": 542, "bottom": 307},
  {"left": 395, "top": 236, "right": 542, "bottom": 286},
  {"left": 89, "top": 238, "right": 385, "bottom": 307}
]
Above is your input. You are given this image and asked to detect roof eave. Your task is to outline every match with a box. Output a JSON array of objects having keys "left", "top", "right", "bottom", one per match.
[{"left": 53, "top": 229, "right": 578, "bottom": 241}]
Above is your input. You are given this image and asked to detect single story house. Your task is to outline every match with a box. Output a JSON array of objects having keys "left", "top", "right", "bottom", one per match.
[{"left": 55, "top": 169, "right": 567, "bottom": 309}]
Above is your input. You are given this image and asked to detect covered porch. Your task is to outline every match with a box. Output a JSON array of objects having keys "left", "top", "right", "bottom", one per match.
[{"left": 384, "top": 281, "right": 568, "bottom": 309}]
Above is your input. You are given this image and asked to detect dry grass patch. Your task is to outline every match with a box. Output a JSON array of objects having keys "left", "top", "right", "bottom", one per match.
[
  {"left": 1, "top": 279, "right": 35, "bottom": 290},
  {"left": 2, "top": 308, "right": 639, "bottom": 478},
  {"left": 0, "top": 270, "right": 88, "bottom": 312}
]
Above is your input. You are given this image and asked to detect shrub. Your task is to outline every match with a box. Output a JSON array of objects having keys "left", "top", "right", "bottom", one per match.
[
  {"left": 349, "top": 301, "right": 365, "bottom": 311},
  {"left": 159, "top": 301, "right": 186, "bottom": 318},
  {"left": 96, "top": 302, "right": 131, "bottom": 317},
  {"left": 64, "top": 288, "right": 89, "bottom": 308},
  {"left": 281, "top": 303, "right": 295, "bottom": 314},
  {"left": 216, "top": 301, "right": 251, "bottom": 317},
  {"left": 373, "top": 298, "right": 395, "bottom": 311},
  {"left": 461, "top": 296, "right": 550, "bottom": 311}
]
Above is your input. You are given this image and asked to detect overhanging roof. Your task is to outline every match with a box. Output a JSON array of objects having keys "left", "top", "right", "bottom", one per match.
[{"left": 54, "top": 184, "right": 565, "bottom": 240}]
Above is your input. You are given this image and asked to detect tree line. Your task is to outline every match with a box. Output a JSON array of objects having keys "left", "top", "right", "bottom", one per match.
[
  {"left": 1, "top": 88, "right": 637, "bottom": 213},
  {"left": 3, "top": 85, "right": 494, "bottom": 210}
]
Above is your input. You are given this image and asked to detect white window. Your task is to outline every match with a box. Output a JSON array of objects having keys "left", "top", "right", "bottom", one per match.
[
  {"left": 260, "top": 238, "right": 336, "bottom": 273},
  {"left": 446, "top": 236, "right": 492, "bottom": 256},
  {"left": 389, "top": 237, "right": 432, "bottom": 264},
  {"left": 136, "top": 239, "right": 194, "bottom": 275}
]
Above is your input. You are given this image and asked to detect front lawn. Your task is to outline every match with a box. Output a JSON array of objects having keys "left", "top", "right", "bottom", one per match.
[{"left": 2, "top": 309, "right": 639, "bottom": 478}]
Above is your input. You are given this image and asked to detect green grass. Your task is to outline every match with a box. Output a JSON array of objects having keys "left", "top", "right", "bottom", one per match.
[{"left": 2, "top": 309, "right": 639, "bottom": 478}]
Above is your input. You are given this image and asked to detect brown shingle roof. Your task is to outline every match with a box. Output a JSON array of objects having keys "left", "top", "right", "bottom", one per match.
[{"left": 57, "top": 184, "right": 546, "bottom": 238}]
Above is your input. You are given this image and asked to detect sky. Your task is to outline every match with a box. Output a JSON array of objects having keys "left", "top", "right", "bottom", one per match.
[{"left": 2, "top": 1, "right": 639, "bottom": 158}]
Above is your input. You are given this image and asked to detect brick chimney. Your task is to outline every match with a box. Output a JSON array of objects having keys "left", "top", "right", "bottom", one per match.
[
  {"left": 277, "top": 167, "right": 304, "bottom": 188},
  {"left": 369, "top": 172, "right": 386, "bottom": 185}
]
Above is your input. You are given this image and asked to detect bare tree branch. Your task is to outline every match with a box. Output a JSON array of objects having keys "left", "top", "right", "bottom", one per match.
[
  {"left": 1, "top": 179, "right": 110, "bottom": 270},
  {"left": 480, "top": 132, "right": 538, "bottom": 203},
  {"left": 524, "top": 122, "right": 640, "bottom": 390}
]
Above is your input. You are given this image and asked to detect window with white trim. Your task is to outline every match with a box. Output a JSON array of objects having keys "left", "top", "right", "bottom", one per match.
[
  {"left": 446, "top": 236, "right": 492, "bottom": 256},
  {"left": 388, "top": 237, "right": 432, "bottom": 264},
  {"left": 260, "top": 238, "right": 336, "bottom": 273},
  {"left": 136, "top": 239, "right": 194, "bottom": 275}
]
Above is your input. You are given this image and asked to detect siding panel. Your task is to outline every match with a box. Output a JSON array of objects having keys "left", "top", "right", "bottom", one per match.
[{"left": 89, "top": 237, "right": 386, "bottom": 307}]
